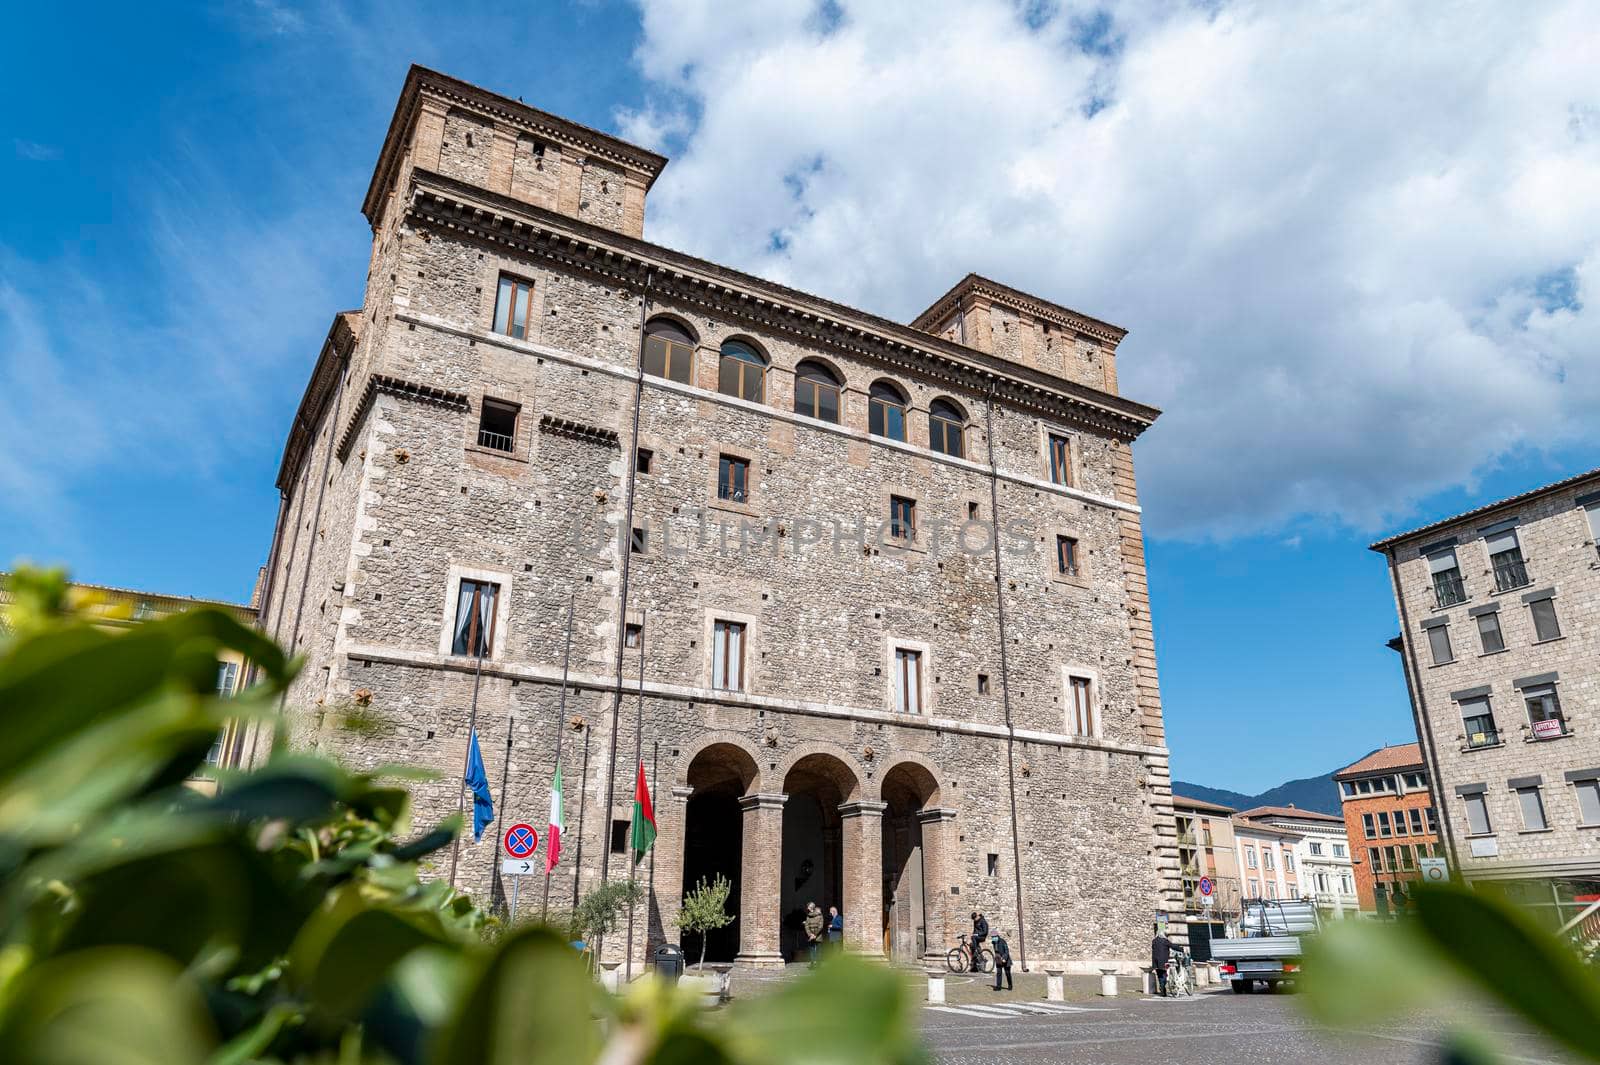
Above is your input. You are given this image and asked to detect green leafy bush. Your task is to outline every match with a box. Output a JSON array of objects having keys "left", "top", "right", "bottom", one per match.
[{"left": 0, "top": 568, "right": 923, "bottom": 1064}]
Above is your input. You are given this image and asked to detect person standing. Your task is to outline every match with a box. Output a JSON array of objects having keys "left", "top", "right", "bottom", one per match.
[
  {"left": 1151, "top": 925, "right": 1172, "bottom": 997},
  {"left": 970, "top": 911, "right": 989, "bottom": 972},
  {"left": 804, "top": 902, "right": 824, "bottom": 967},
  {"left": 827, "top": 905, "right": 844, "bottom": 953},
  {"left": 990, "top": 929, "right": 1013, "bottom": 992}
]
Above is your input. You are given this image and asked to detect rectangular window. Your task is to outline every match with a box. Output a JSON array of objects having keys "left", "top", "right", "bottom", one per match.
[
  {"left": 1333, "top": 843, "right": 1346, "bottom": 858},
  {"left": 1586, "top": 501, "right": 1600, "bottom": 550},
  {"left": 624, "top": 623, "right": 642, "bottom": 649},
  {"left": 1047, "top": 433, "right": 1072, "bottom": 486},
  {"left": 450, "top": 579, "right": 499, "bottom": 658},
  {"left": 1516, "top": 786, "right": 1548, "bottom": 831},
  {"left": 1486, "top": 527, "right": 1530, "bottom": 592},
  {"left": 1425, "top": 623, "right": 1453, "bottom": 666},
  {"left": 986, "top": 853, "right": 999, "bottom": 876},
  {"left": 717, "top": 455, "right": 749, "bottom": 503},
  {"left": 1378, "top": 811, "right": 1393, "bottom": 837},
  {"left": 1368, "top": 846, "right": 1382, "bottom": 871},
  {"left": 493, "top": 275, "right": 534, "bottom": 340},
  {"left": 1264, "top": 848, "right": 1275, "bottom": 870},
  {"left": 1408, "top": 808, "right": 1425, "bottom": 835},
  {"left": 1267, "top": 883, "right": 1277, "bottom": 900},
  {"left": 642, "top": 328, "right": 694, "bottom": 383},
  {"left": 477, "top": 398, "right": 519, "bottom": 453},
  {"left": 1068, "top": 675, "right": 1095, "bottom": 736},
  {"left": 1385, "top": 845, "right": 1399, "bottom": 871},
  {"left": 1427, "top": 547, "right": 1467, "bottom": 607},
  {"left": 977, "top": 673, "right": 990, "bottom": 694},
  {"left": 892, "top": 648, "right": 922, "bottom": 714},
  {"left": 610, "top": 818, "right": 630, "bottom": 854},
  {"left": 1460, "top": 696, "right": 1499, "bottom": 748},
  {"left": 1524, "top": 684, "right": 1566, "bottom": 737},
  {"left": 1284, "top": 852, "right": 1294, "bottom": 872},
  {"left": 1362, "top": 813, "right": 1376, "bottom": 839},
  {"left": 1530, "top": 597, "right": 1562, "bottom": 641},
  {"left": 711, "top": 620, "right": 746, "bottom": 692},
  {"left": 1309, "top": 841, "right": 1323, "bottom": 855},
  {"left": 1475, "top": 611, "right": 1505, "bottom": 654},
  {"left": 1055, "top": 535, "right": 1080, "bottom": 577},
  {"left": 1464, "top": 792, "right": 1492, "bottom": 835},
  {"left": 1246, "top": 848, "right": 1257, "bottom": 869},
  {"left": 631, "top": 527, "right": 647, "bottom": 554},
  {"left": 635, "top": 447, "right": 653, "bottom": 474},
  {"left": 215, "top": 661, "right": 239, "bottom": 698},
  {"left": 1425, "top": 807, "right": 1438, "bottom": 834},
  {"left": 1575, "top": 780, "right": 1600, "bottom": 827},
  {"left": 889, "top": 496, "right": 916, "bottom": 541}
]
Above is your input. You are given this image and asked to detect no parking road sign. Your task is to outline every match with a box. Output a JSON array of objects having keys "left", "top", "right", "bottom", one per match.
[
  {"left": 1198, "top": 876, "right": 1213, "bottom": 896},
  {"left": 504, "top": 823, "right": 539, "bottom": 860}
]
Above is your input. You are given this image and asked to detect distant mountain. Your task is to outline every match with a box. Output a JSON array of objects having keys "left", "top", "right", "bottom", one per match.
[{"left": 1173, "top": 771, "right": 1342, "bottom": 817}]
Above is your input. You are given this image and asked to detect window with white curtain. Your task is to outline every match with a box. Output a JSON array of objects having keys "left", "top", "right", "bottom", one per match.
[
  {"left": 892, "top": 648, "right": 922, "bottom": 713},
  {"left": 451, "top": 580, "right": 499, "bottom": 657},
  {"left": 712, "top": 620, "right": 746, "bottom": 691}
]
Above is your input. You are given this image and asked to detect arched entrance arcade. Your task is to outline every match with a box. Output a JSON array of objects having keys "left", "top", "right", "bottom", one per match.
[
  {"left": 879, "top": 759, "right": 954, "bottom": 962},
  {"left": 679, "top": 742, "right": 759, "bottom": 964}
]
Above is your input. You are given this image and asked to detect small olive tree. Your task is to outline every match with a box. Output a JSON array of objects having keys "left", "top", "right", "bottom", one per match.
[{"left": 676, "top": 874, "right": 735, "bottom": 969}]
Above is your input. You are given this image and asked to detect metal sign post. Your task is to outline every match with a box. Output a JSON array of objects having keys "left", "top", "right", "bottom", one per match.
[{"left": 502, "top": 825, "right": 539, "bottom": 923}]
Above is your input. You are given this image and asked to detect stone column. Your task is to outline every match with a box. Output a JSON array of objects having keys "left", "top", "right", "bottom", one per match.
[
  {"left": 647, "top": 785, "right": 693, "bottom": 959},
  {"left": 736, "top": 793, "right": 787, "bottom": 967},
  {"left": 917, "top": 807, "right": 959, "bottom": 961},
  {"left": 839, "top": 800, "right": 888, "bottom": 956}
]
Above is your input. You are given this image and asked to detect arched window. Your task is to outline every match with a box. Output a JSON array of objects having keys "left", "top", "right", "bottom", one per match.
[
  {"left": 718, "top": 340, "right": 767, "bottom": 402},
  {"left": 868, "top": 380, "right": 908, "bottom": 441},
  {"left": 928, "top": 398, "right": 965, "bottom": 458},
  {"left": 642, "top": 318, "right": 695, "bottom": 384},
  {"left": 794, "top": 359, "right": 842, "bottom": 423}
]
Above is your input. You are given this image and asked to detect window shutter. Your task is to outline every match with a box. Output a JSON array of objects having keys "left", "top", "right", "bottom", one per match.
[{"left": 1427, "top": 549, "right": 1458, "bottom": 574}]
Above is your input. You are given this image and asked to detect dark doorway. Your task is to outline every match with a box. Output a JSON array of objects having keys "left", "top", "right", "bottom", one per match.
[
  {"left": 881, "top": 762, "right": 939, "bottom": 961},
  {"left": 781, "top": 753, "right": 857, "bottom": 961},
  {"left": 681, "top": 743, "right": 758, "bottom": 964}
]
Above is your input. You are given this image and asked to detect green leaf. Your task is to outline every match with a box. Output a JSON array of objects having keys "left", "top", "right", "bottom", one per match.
[
  {"left": 0, "top": 947, "right": 214, "bottom": 1065},
  {"left": 1411, "top": 883, "right": 1600, "bottom": 1061},
  {"left": 724, "top": 955, "right": 925, "bottom": 1065},
  {"left": 431, "top": 927, "right": 601, "bottom": 1065},
  {"left": 1301, "top": 918, "right": 1454, "bottom": 1025},
  {"left": 289, "top": 884, "right": 451, "bottom": 1023}
]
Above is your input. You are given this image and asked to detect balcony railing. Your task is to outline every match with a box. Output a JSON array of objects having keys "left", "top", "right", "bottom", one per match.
[
  {"left": 1433, "top": 571, "right": 1468, "bottom": 608},
  {"left": 1464, "top": 725, "right": 1501, "bottom": 749},
  {"left": 477, "top": 428, "right": 514, "bottom": 452},
  {"left": 1492, "top": 557, "right": 1531, "bottom": 592}
]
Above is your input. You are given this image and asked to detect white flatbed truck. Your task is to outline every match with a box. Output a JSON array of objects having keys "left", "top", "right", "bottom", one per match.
[{"left": 1210, "top": 899, "right": 1319, "bottom": 993}]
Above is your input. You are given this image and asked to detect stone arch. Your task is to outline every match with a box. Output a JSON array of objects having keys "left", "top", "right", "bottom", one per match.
[
  {"left": 875, "top": 755, "right": 942, "bottom": 809},
  {"left": 676, "top": 732, "right": 764, "bottom": 795},
  {"left": 774, "top": 741, "right": 863, "bottom": 802}
]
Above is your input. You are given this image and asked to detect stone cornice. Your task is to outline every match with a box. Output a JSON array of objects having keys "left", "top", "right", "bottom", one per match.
[
  {"left": 362, "top": 64, "right": 668, "bottom": 227},
  {"left": 334, "top": 374, "right": 470, "bottom": 465},
  {"left": 275, "top": 311, "right": 360, "bottom": 493},
  {"left": 537, "top": 414, "right": 620, "bottom": 447},
  {"left": 402, "top": 169, "right": 1161, "bottom": 441},
  {"left": 911, "top": 272, "right": 1129, "bottom": 349}
]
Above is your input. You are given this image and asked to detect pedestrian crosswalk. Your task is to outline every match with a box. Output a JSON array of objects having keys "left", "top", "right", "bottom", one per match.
[{"left": 924, "top": 1001, "right": 1110, "bottom": 1020}]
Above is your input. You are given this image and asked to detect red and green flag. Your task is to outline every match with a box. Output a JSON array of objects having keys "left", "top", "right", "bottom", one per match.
[{"left": 631, "top": 759, "right": 656, "bottom": 866}]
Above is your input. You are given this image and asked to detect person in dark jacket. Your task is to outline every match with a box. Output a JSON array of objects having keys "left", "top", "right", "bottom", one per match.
[
  {"left": 990, "top": 931, "right": 1014, "bottom": 991},
  {"left": 803, "top": 902, "right": 824, "bottom": 967},
  {"left": 1151, "top": 927, "right": 1173, "bottom": 996},
  {"left": 970, "top": 911, "right": 989, "bottom": 971},
  {"left": 827, "top": 906, "right": 844, "bottom": 952}
]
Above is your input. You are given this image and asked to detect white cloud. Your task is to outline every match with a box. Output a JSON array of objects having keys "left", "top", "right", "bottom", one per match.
[
  {"left": 623, "top": 0, "right": 1600, "bottom": 538},
  {"left": 13, "top": 139, "right": 62, "bottom": 161}
]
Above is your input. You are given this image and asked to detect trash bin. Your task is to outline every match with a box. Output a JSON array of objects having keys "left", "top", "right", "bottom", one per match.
[{"left": 654, "top": 944, "right": 684, "bottom": 985}]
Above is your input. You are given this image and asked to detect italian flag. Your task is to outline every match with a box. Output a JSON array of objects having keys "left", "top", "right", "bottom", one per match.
[
  {"left": 546, "top": 762, "right": 564, "bottom": 874},
  {"left": 631, "top": 759, "right": 656, "bottom": 866}
]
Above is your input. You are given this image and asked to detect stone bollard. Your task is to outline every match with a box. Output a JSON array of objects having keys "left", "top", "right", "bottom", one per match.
[
  {"left": 709, "top": 963, "right": 735, "bottom": 1003},
  {"left": 926, "top": 969, "right": 946, "bottom": 1005},
  {"left": 1100, "top": 967, "right": 1120, "bottom": 997},
  {"left": 1045, "top": 968, "right": 1065, "bottom": 1002},
  {"left": 1201, "top": 962, "right": 1216, "bottom": 988},
  {"left": 600, "top": 961, "right": 622, "bottom": 993}
]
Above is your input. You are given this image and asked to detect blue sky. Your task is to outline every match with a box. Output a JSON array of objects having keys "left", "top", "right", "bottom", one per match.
[{"left": 3, "top": 1, "right": 1596, "bottom": 793}]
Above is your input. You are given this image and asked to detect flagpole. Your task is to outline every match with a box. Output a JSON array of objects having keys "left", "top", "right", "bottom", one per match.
[
  {"left": 647, "top": 738, "right": 658, "bottom": 959},
  {"left": 625, "top": 609, "right": 647, "bottom": 981},
  {"left": 448, "top": 637, "right": 488, "bottom": 891},
  {"left": 543, "top": 592, "right": 575, "bottom": 922},
  {"left": 493, "top": 714, "right": 514, "bottom": 916}
]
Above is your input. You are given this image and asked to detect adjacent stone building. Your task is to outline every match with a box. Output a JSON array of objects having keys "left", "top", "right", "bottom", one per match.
[
  {"left": 1332, "top": 744, "right": 1440, "bottom": 915},
  {"left": 245, "top": 66, "right": 1179, "bottom": 971},
  {"left": 1372, "top": 468, "right": 1600, "bottom": 924}
]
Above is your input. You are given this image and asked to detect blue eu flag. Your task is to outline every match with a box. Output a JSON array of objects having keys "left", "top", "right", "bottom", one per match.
[{"left": 464, "top": 729, "right": 494, "bottom": 842}]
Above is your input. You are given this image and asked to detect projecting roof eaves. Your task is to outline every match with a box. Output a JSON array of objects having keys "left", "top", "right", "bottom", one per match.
[{"left": 1369, "top": 467, "right": 1600, "bottom": 552}]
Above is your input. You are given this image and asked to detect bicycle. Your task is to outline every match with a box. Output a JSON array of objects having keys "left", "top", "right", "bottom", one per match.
[
  {"left": 1164, "top": 949, "right": 1195, "bottom": 997},
  {"left": 946, "top": 934, "right": 995, "bottom": 974}
]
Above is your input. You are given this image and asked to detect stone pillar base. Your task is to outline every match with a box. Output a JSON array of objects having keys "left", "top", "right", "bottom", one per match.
[{"left": 733, "top": 951, "right": 787, "bottom": 970}]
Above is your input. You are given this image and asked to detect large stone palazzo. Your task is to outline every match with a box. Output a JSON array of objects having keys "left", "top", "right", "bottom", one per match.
[{"left": 249, "top": 65, "right": 1182, "bottom": 973}]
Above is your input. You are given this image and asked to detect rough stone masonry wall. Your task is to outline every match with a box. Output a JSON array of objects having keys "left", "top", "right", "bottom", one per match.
[{"left": 1391, "top": 482, "right": 1600, "bottom": 879}]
